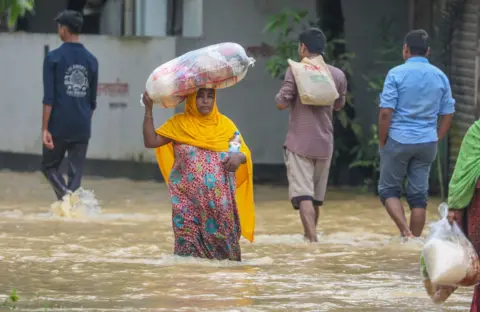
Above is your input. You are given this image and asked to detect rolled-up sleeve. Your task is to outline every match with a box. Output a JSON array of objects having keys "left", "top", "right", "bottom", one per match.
[
  {"left": 42, "top": 53, "right": 55, "bottom": 106},
  {"left": 379, "top": 71, "right": 398, "bottom": 109},
  {"left": 275, "top": 67, "right": 297, "bottom": 107},
  {"left": 439, "top": 74, "right": 455, "bottom": 115}
]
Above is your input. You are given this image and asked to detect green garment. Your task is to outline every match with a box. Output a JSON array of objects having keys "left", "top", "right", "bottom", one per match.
[{"left": 448, "top": 120, "right": 480, "bottom": 209}]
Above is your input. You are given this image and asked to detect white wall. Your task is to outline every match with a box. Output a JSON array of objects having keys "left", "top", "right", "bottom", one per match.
[{"left": 0, "top": 33, "right": 176, "bottom": 162}]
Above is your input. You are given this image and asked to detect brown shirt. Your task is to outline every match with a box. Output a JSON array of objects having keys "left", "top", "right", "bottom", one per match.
[{"left": 275, "top": 64, "right": 347, "bottom": 160}]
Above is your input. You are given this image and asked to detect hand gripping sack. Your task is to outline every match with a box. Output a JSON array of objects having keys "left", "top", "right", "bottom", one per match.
[
  {"left": 145, "top": 42, "right": 255, "bottom": 108},
  {"left": 420, "top": 203, "right": 480, "bottom": 288},
  {"left": 287, "top": 56, "right": 339, "bottom": 106}
]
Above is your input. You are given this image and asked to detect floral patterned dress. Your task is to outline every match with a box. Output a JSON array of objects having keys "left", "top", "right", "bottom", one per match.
[{"left": 168, "top": 143, "right": 242, "bottom": 261}]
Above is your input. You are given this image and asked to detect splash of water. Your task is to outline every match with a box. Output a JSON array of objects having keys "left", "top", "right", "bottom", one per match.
[{"left": 50, "top": 188, "right": 101, "bottom": 218}]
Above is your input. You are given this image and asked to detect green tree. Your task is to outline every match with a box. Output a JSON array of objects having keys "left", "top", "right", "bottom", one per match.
[{"left": 0, "top": 0, "right": 34, "bottom": 28}]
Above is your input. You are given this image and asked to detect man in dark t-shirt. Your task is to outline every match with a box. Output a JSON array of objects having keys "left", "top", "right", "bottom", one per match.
[{"left": 41, "top": 10, "right": 99, "bottom": 200}]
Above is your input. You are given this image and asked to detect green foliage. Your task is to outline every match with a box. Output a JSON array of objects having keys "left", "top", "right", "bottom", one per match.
[
  {"left": 351, "top": 17, "right": 403, "bottom": 190},
  {"left": 350, "top": 124, "right": 379, "bottom": 169},
  {"left": 263, "top": 9, "right": 307, "bottom": 79},
  {"left": 0, "top": 0, "right": 35, "bottom": 28},
  {"left": 9, "top": 289, "right": 18, "bottom": 303},
  {"left": 1, "top": 289, "right": 51, "bottom": 311},
  {"left": 1, "top": 289, "right": 19, "bottom": 309},
  {"left": 349, "top": 124, "right": 380, "bottom": 190},
  {"left": 362, "top": 17, "right": 403, "bottom": 104}
]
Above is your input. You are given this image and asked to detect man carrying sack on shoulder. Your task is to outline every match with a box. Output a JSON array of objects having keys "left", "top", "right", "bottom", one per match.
[{"left": 275, "top": 28, "right": 348, "bottom": 242}]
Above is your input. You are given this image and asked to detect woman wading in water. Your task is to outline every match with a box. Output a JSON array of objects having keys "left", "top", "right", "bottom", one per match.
[{"left": 142, "top": 88, "right": 255, "bottom": 261}]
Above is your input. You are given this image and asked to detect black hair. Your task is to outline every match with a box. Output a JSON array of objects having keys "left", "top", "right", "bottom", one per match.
[
  {"left": 299, "top": 27, "right": 326, "bottom": 55},
  {"left": 58, "top": 23, "right": 80, "bottom": 34},
  {"left": 404, "top": 29, "right": 429, "bottom": 56},
  {"left": 65, "top": 24, "right": 81, "bottom": 34}
]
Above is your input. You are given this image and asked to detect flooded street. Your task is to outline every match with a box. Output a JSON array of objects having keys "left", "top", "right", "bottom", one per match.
[{"left": 0, "top": 170, "right": 473, "bottom": 311}]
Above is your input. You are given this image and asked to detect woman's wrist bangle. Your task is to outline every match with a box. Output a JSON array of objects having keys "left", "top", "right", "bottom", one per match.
[{"left": 144, "top": 114, "right": 153, "bottom": 118}]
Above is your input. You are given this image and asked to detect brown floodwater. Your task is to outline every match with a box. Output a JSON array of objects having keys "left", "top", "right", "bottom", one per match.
[{"left": 0, "top": 170, "right": 474, "bottom": 311}]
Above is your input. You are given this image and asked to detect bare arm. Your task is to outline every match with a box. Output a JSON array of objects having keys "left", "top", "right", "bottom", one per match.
[
  {"left": 42, "top": 105, "right": 52, "bottom": 131},
  {"left": 378, "top": 108, "right": 393, "bottom": 148},
  {"left": 90, "top": 58, "right": 99, "bottom": 118},
  {"left": 42, "top": 53, "right": 54, "bottom": 131},
  {"left": 142, "top": 93, "right": 171, "bottom": 148},
  {"left": 275, "top": 68, "right": 296, "bottom": 110},
  {"left": 438, "top": 114, "right": 453, "bottom": 140}
]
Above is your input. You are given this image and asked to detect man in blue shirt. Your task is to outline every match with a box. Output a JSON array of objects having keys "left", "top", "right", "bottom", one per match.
[
  {"left": 378, "top": 29, "right": 455, "bottom": 238},
  {"left": 41, "top": 10, "right": 99, "bottom": 200}
]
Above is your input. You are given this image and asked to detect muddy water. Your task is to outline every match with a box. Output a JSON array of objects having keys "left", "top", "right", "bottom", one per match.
[{"left": 0, "top": 171, "right": 473, "bottom": 311}]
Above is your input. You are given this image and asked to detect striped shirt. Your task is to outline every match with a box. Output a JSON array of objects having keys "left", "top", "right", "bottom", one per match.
[{"left": 275, "top": 64, "right": 347, "bottom": 160}]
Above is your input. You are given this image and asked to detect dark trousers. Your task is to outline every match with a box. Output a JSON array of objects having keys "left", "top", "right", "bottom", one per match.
[{"left": 41, "top": 138, "right": 89, "bottom": 200}]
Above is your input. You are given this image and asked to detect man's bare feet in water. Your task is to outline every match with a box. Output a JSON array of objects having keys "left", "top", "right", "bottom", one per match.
[
  {"left": 299, "top": 200, "right": 318, "bottom": 242},
  {"left": 384, "top": 198, "right": 424, "bottom": 238},
  {"left": 303, "top": 233, "right": 319, "bottom": 242},
  {"left": 399, "top": 229, "right": 415, "bottom": 243},
  {"left": 403, "top": 229, "right": 415, "bottom": 238}
]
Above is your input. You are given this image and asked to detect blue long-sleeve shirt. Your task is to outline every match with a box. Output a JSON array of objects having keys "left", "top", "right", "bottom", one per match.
[
  {"left": 379, "top": 56, "right": 455, "bottom": 144},
  {"left": 43, "top": 42, "right": 98, "bottom": 141}
]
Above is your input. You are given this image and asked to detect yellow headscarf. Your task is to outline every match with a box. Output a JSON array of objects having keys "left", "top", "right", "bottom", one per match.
[{"left": 154, "top": 91, "right": 255, "bottom": 242}]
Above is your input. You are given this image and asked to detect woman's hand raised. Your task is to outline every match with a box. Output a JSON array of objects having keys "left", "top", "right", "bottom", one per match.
[{"left": 142, "top": 91, "right": 154, "bottom": 110}]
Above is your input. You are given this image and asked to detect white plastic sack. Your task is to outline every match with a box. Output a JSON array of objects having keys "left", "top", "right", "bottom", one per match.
[
  {"left": 420, "top": 203, "right": 478, "bottom": 286},
  {"left": 287, "top": 55, "right": 339, "bottom": 106},
  {"left": 145, "top": 42, "right": 255, "bottom": 108},
  {"left": 423, "top": 238, "right": 468, "bottom": 285}
]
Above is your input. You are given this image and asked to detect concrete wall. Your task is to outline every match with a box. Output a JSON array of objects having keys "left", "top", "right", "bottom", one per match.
[
  {"left": 175, "top": 0, "right": 316, "bottom": 164},
  {"left": 0, "top": 33, "right": 176, "bottom": 162}
]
